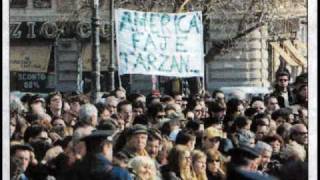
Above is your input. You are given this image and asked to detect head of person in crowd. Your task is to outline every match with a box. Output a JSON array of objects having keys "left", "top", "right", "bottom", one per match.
[
  {"left": 113, "top": 151, "right": 130, "bottom": 169},
  {"left": 175, "top": 129, "right": 196, "bottom": 150},
  {"left": 264, "top": 94, "right": 280, "bottom": 114},
  {"left": 275, "top": 123, "right": 291, "bottom": 144},
  {"left": 263, "top": 134, "right": 284, "bottom": 154},
  {"left": 203, "top": 90, "right": 213, "bottom": 102},
  {"left": 227, "top": 145, "right": 261, "bottom": 175},
  {"left": 46, "top": 91, "right": 63, "bottom": 118},
  {"left": 81, "top": 129, "right": 114, "bottom": 161},
  {"left": 204, "top": 116, "right": 223, "bottom": 132},
  {"left": 229, "top": 90, "right": 248, "bottom": 108},
  {"left": 105, "top": 96, "right": 119, "bottom": 115},
  {"left": 275, "top": 70, "right": 291, "bottom": 91},
  {"left": 123, "top": 124, "right": 149, "bottom": 157},
  {"left": 10, "top": 96, "right": 26, "bottom": 115},
  {"left": 128, "top": 156, "right": 157, "bottom": 180},
  {"left": 208, "top": 100, "right": 227, "bottom": 121},
  {"left": 78, "top": 103, "right": 98, "bottom": 128},
  {"left": 146, "top": 90, "right": 161, "bottom": 106},
  {"left": 23, "top": 124, "right": 52, "bottom": 161},
  {"left": 297, "top": 107, "right": 308, "bottom": 126},
  {"left": 10, "top": 156, "right": 25, "bottom": 180},
  {"left": 289, "top": 123, "right": 308, "bottom": 146},
  {"left": 206, "top": 149, "right": 226, "bottom": 179},
  {"left": 128, "top": 93, "right": 146, "bottom": 104},
  {"left": 163, "top": 145, "right": 195, "bottom": 180},
  {"left": 112, "top": 87, "right": 127, "bottom": 101},
  {"left": 147, "top": 102, "right": 166, "bottom": 126},
  {"left": 20, "top": 93, "right": 33, "bottom": 111},
  {"left": 11, "top": 144, "right": 34, "bottom": 172},
  {"left": 250, "top": 96, "right": 266, "bottom": 114},
  {"left": 232, "top": 115, "right": 252, "bottom": 133},
  {"left": 202, "top": 127, "right": 224, "bottom": 152},
  {"left": 165, "top": 104, "right": 178, "bottom": 117},
  {"left": 50, "top": 116, "right": 67, "bottom": 136},
  {"left": 193, "top": 103, "right": 204, "bottom": 121},
  {"left": 28, "top": 94, "right": 46, "bottom": 115},
  {"left": 95, "top": 102, "right": 111, "bottom": 123},
  {"left": 271, "top": 108, "right": 295, "bottom": 125},
  {"left": 251, "top": 113, "right": 271, "bottom": 141},
  {"left": 67, "top": 94, "right": 87, "bottom": 115},
  {"left": 132, "top": 101, "right": 146, "bottom": 120},
  {"left": 10, "top": 111, "right": 28, "bottom": 141},
  {"left": 192, "top": 150, "right": 207, "bottom": 180},
  {"left": 161, "top": 95, "right": 175, "bottom": 106},
  {"left": 294, "top": 82, "right": 308, "bottom": 107},
  {"left": 172, "top": 92, "right": 184, "bottom": 107},
  {"left": 117, "top": 100, "right": 133, "bottom": 128},
  {"left": 233, "top": 129, "right": 256, "bottom": 148},
  {"left": 224, "top": 98, "right": 245, "bottom": 132},
  {"left": 212, "top": 89, "right": 225, "bottom": 103},
  {"left": 255, "top": 141, "right": 273, "bottom": 172},
  {"left": 292, "top": 72, "right": 307, "bottom": 93},
  {"left": 281, "top": 140, "right": 307, "bottom": 162},
  {"left": 146, "top": 128, "right": 162, "bottom": 160}
]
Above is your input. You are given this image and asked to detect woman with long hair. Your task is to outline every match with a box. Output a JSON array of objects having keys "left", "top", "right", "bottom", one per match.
[
  {"left": 192, "top": 150, "right": 208, "bottom": 180},
  {"left": 206, "top": 149, "right": 226, "bottom": 180},
  {"left": 161, "top": 145, "right": 197, "bottom": 180}
]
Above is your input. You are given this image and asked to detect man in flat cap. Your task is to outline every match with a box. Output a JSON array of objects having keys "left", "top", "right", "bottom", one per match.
[
  {"left": 72, "top": 130, "right": 132, "bottom": 180},
  {"left": 120, "top": 124, "right": 149, "bottom": 159}
]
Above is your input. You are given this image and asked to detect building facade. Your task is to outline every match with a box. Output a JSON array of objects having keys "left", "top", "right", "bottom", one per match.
[{"left": 9, "top": 0, "right": 307, "bottom": 95}]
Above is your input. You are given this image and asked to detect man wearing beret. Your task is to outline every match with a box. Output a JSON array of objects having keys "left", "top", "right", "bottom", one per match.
[
  {"left": 120, "top": 124, "right": 149, "bottom": 159},
  {"left": 72, "top": 130, "right": 132, "bottom": 180}
]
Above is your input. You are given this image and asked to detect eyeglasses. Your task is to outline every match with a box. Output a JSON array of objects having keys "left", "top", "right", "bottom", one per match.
[
  {"left": 296, "top": 131, "right": 308, "bottom": 136},
  {"left": 184, "top": 156, "right": 192, "bottom": 160}
]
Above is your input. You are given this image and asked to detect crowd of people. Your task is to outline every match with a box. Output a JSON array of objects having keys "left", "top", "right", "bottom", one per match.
[{"left": 9, "top": 70, "right": 308, "bottom": 180}]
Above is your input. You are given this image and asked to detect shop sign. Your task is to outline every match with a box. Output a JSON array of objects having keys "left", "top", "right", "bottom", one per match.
[{"left": 10, "top": 21, "right": 111, "bottom": 39}]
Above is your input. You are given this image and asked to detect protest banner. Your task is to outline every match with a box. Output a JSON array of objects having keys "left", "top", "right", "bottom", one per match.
[{"left": 115, "top": 9, "right": 204, "bottom": 77}]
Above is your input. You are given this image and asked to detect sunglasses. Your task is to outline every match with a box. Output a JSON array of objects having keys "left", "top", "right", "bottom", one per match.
[
  {"left": 208, "top": 159, "right": 220, "bottom": 163},
  {"left": 208, "top": 137, "right": 220, "bottom": 143}
]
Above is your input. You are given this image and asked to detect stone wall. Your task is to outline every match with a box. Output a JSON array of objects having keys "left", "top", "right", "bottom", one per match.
[{"left": 205, "top": 16, "right": 271, "bottom": 91}]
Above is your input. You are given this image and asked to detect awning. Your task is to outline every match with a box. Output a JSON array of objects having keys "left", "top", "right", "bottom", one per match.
[
  {"left": 81, "top": 43, "right": 111, "bottom": 71},
  {"left": 10, "top": 44, "right": 52, "bottom": 72},
  {"left": 283, "top": 40, "right": 307, "bottom": 66},
  {"left": 270, "top": 42, "right": 300, "bottom": 66}
]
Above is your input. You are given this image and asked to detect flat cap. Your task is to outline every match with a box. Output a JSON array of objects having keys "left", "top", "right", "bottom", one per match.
[
  {"left": 81, "top": 129, "right": 114, "bottom": 142},
  {"left": 129, "top": 124, "right": 148, "bottom": 136}
]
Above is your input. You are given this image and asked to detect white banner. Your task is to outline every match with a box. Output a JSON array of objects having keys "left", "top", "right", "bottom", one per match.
[{"left": 115, "top": 9, "right": 204, "bottom": 77}]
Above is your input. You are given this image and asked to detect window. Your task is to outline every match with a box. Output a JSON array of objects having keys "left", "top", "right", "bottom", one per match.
[
  {"left": 10, "top": 0, "right": 28, "bottom": 8},
  {"left": 33, "top": 0, "right": 51, "bottom": 8}
]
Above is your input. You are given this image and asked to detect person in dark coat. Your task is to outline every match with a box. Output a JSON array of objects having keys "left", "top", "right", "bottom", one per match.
[
  {"left": 72, "top": 130, "right": 132, "bottom": 180},
  {"left": 226, "top": 145, "right": 276, "bottom": 180},
  {"left": 271, "top": 71, "right": 295, "bottom": 108}
]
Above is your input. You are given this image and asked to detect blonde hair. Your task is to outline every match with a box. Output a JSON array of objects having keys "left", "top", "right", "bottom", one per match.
[
  {"left": 168, "top": 145, "right": 197, "bottom": 180},
  {"left": 128, "top": 156, "right": 156, "bottom": 180},
  {"left": 192, "top": 150, "right": 208, "bottom": 180}
]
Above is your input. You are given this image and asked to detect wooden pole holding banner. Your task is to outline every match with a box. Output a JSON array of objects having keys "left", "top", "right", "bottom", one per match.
[
  {"left": 108, "top": 0, "right": 116, "bottom": 91},
  {"left": 91, "top": 0, "right": 101, "bottom": 103}
]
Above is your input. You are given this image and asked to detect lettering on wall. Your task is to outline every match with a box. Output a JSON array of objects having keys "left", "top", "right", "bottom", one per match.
[{"left": 9, "top": 21, "right": 111, "bottom": 39}]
